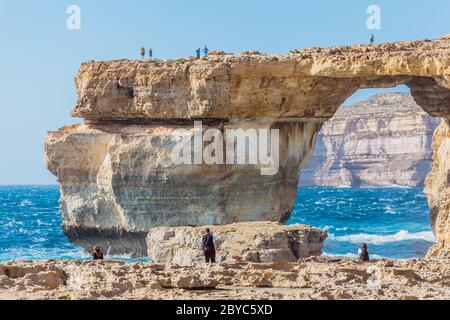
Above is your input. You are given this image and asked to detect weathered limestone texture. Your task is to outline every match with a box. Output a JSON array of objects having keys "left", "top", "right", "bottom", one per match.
[
  {"left": 45, "top": 36, "right": 450, "bottom": 257},
  {"left": 146, "top": 222, "right": 327, "bottom": 265},
  {"left": 301, "top": 93, "right": 439, "bottom": 187},
  {"left": 1, "top": 258, "right": 450, "bottom": 300},
  {"left": 425, "top": 119, "right": 450, "bottom": 258}
]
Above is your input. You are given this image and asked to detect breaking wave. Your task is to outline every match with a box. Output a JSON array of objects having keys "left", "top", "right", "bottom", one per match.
[{"left": 328, "top": 230, "right": 436, "bottom": 245}]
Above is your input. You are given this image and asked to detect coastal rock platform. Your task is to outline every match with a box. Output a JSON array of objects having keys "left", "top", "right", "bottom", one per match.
[{"left": 0, "top": 258, "right": 448, "bottom": 300}]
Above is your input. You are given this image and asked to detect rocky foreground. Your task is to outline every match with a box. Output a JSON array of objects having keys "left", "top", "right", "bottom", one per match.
[{"left": 0, "top": 258, "right": 448, "bottom": 300}]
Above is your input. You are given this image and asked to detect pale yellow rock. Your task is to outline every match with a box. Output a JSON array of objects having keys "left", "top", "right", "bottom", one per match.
[
  {"left": 72, "top": 38, "right": 450, "bottom": 120},
  {"left": 0, "top": 258, "right": 449, "bottom": 300},
  {"left": 425, "top": 119, "right": 450, "bottom": 258},
  {"left": 146, "top": 222, "right": 327, "bottom": 265},
  {"left": 45, "top": 121, "right": 321, "bottom": 256},
  {"left": 45, "top": 36, "right": 450, "bottom": 257}
]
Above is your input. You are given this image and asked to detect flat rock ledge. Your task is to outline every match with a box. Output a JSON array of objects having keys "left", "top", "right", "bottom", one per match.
[
  {"left": 1, "top": 258, "right": 449, "bottom": 300},
  {"left": 147, "top": 222, "right": 327, "bottom": 265}
]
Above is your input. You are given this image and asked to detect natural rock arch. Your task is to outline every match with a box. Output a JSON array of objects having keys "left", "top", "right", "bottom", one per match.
[{"left": 45, "top": 36, "right": 450, "bottom": 257}]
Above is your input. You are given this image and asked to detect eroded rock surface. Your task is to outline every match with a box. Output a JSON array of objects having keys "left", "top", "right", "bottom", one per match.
[
  {"left": 45, "top": 121, "right": 319, "bottom": 256},
  {"left": 72, "top": 38, "right": 450, "bottom": 120},
  {"left": 45, "top": 36, "right": 450, "bottom": 257},
  {"left": 301, "top": 93, "right": 439, "bottom": 187},
  {"left": 425, "top": 120, "right": 450, "bottom": 258},
  {"left": 1, "top": 259, "right": 449, "bottom": 300},
  {"left": 147, "top": 222, "right": 327, "bottom": 265}
]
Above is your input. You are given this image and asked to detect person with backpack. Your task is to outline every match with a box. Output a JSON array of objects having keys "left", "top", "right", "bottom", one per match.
[
  {"left": 199, "top": 228, "right": 219, "bottom": 263},
  {"left": 358, "top": 243, "right": 370, "bottom": 261}
]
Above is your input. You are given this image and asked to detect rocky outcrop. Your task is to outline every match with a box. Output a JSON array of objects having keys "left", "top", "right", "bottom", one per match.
[
  {"left": 301, "top": 93, "right": 439, "bottom": 187},
  {"left": 146, "top": 222, "right": 327, "bottom": 265},
  {"left": 425, "top": 120, "right": 450, "bottom": 258},
  {"left": 1, "top": 258, "right": 449, "bottom": 300},
  {"left": 45, "top": 121, "right": 318, "bottom": 257},
  {"left": 45, "top": 36, "right": 450, "bottom": 257}
]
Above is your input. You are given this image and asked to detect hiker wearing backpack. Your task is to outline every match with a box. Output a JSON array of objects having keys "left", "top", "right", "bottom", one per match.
[{"left": 200, "top": 228, "right": 219, "bottom": 263}]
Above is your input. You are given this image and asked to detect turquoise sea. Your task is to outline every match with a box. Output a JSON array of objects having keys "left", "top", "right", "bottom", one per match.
[{"left": 0, "top": 186, "right": 435, "bottom": 261}]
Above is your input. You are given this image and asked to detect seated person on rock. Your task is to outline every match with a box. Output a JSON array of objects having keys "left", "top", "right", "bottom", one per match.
[
  {"left": 358, "top": 243, "right": 370, "bottom": 261},
  {"left": 92, "top": 245, "right": 104, "bottom": 260}
]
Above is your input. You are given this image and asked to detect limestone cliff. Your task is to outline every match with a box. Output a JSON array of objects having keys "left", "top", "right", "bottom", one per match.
[
  {"left": 425, "top": 120, "right": 450, "bottom": 258},
  {"left": 45, "top": 36, "right": 450, "bottom": 257},
  {"left": 301, "top": 93, "right": 439, "bottom": 187}
]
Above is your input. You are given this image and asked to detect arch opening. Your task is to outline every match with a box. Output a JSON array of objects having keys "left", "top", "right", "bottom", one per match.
[{"left": 289, "top": 86, "right": 439, "bottom": 259}]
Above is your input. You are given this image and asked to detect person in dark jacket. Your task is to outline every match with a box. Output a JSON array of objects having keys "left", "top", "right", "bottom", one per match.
[
  {"left": 92, "top": 245, "right": 104, "bottom": 260},
  {"left": 199, "top": 228, "right": 219, "bottom": 263},
  {"left": 358, "top": 243, "right": 370, "bottom": 261}
]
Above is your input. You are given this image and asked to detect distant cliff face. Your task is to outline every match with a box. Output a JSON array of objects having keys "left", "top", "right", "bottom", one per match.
[{"left": 300, "top": 93, "right": 440, "bottom": 187}]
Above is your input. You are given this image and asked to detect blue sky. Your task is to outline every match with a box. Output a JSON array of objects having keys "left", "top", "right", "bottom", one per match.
[{"left": 0, "top": 0, "right": 449, "bottom": 184}]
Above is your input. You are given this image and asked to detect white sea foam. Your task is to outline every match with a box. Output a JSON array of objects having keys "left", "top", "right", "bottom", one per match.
[
  {"left": 19, "top": 199, "right": 33, "bottom": 207},
  {"left": 328, "top": 230, "right": 436, "bottom": 244},
  {"left": 322, "top": 252, "right": 387, "bottom": 260},
  {"left": 384, "top": 184, "right": 412, "bottom": 189},
  {"left": 384, "top": 205, "right": 397, "bottom": 214}
]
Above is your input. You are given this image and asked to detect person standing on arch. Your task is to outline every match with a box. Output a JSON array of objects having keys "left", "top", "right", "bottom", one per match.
[
  {"left": 140, "top": 46, "right": 146, "bottom": 59},
  {"left": 149, "top": 48, "right": 153, "bottom": 60},
  {"left": 369, "top": 34, "right": 375, "bottom": 45},
  {"left": 203, "top": 46, "right": 209, "bottom": 56},
  {"left": 196, "top": 48, "right": 201, "bottom": 59}
]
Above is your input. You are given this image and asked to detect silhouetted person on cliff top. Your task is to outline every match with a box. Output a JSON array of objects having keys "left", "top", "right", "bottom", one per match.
[
  {"left": 149, "top": 48, "right": 153, "bottom": 59},
  {"left": 92, "top": 245, "right": 104, "bottom": 260},
  {"left": 199, "top": 228, "right": 219, "bottom": 263},
  {"left": 358, "top": 243, "right": 370, "bottom": 261},
  {"left": 140, "top": 46, "right": 145, "bottom": 59},
  {"left": 370, "top": 34, "right": 375, "bottom": 45},
  {"left": 196, "top": 48, "right": 201, "bottom": 59},
  {"left": 203, "top": 46, "right": 209, "bottom": 56}
]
